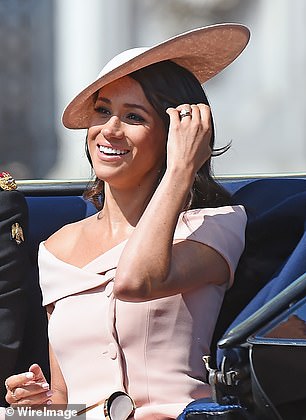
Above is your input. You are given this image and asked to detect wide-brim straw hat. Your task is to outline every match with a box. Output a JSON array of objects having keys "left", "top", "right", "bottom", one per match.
[{"left": 63, "top": 23, "right": 250, "bottom": 129}]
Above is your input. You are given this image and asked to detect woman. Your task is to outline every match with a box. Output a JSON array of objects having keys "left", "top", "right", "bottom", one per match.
[{"left": 5, "top": 24, "right": 249, "bottom": 419}]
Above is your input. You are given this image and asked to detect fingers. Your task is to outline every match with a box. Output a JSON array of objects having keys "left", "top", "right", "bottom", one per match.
[
  {"left": 5, "top": 365, "right": 51, "bottom": 406},
  {"left": 197, "top": 104, "right": 212, "bottom": 132},
  {"left": 177, "top": 105, "right": 192, "bottom": 121},
  {"left": 29, "top": 363, "right": 48, "bottom": 383},
  {"left": 167, "top": 103, "right": 211, "bottom": 126},
  {"left": 6, "top": 364, "right": 48, "bottom": 389},
  {"left": 166, "top": 103, "right": 212, "bottom": 173},
  {"left": 166, "top": 105, "right": 192, "bottom": 122},
  {"left": 166, "top": 103, "right": 211, "bottom": 137},
  {"left": 6, "top": 384, "right": 52, "bottom": 406},
  {"left": 5, "top": 372, "right": 34, "bottom": 391}
]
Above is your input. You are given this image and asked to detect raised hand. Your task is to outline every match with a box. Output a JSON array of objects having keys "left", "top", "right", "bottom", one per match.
[{"left": 166, "top": 104, "right": 212, "bottom": 177}]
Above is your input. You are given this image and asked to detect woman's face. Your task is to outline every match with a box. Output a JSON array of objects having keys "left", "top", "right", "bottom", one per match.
[{"left": 87, "top": 76, "right": 167, "bottom": 189}]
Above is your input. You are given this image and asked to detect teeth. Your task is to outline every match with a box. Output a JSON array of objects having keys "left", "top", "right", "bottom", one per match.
[{"left": 99, "top": 145, "right": 128, "bottom": 155}]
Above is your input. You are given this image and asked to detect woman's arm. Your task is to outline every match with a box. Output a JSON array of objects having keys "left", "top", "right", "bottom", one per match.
[
  {"left": 114, "top": 104, "right": 230, "bottom": 301},
  {"left": 47, "top": 305, "right": 68, "bottom": 405}
]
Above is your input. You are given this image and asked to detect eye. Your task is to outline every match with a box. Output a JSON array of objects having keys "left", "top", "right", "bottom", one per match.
[
  {"left": 94, "top": 106, "right": 111, "bottom": 116},
  {"left": 126, "top": 113, "right": 145, "bottom": 123}
]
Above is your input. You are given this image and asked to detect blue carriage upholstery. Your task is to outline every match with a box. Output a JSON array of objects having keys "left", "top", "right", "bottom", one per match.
[{"left": 26, "top": 196, "right": 96, "bottom": 259}]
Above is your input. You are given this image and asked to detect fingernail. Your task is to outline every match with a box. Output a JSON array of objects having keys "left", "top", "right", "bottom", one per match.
[
  {"left": 46, "top": 399, "right": 52, "bottom": 405},
  {"left": 41, "top": 383, "right": 50, "bottom": 390},
  {"left": 46, "top": 390, "right": 53, "bottom": 397},
  {"left": 24, "top": 372, "right": 34, "bottom": 379}
]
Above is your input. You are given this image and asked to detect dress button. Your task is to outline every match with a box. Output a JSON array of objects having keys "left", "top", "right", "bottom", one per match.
[
  {"left": 105, "top": 281, "right": 114, "bottom": 297},
  {"left": 108, "top": 343, "right": 117, "bottom": 359}
]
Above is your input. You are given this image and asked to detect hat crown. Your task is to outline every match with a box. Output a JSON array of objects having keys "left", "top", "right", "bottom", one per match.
[{"left": 98, "top": 47, "right": 149, "bottom": 79}]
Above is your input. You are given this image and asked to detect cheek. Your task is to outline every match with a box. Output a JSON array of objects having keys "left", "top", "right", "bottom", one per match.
[
  {"left": 142, "top": 136, "right": 166, "bottom": 170},
  {"left": 87, "top": 126, "right": 99, "bottom": 139},
  {"left": 153, "top": 129, "right": 167, "bottom": 158}
]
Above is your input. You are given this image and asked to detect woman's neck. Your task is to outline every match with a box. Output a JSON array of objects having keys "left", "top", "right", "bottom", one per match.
[{"left": 100, "top": 182, "right": 155, "bottom": 228}]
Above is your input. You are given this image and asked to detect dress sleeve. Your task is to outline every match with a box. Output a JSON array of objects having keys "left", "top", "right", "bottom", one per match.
[{"left": 174, "top": 205, "right": 247, "bottom": 287}]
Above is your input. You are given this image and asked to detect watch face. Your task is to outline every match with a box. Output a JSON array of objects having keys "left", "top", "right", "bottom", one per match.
[
  {"left": 104, "top": 391, "right": 135, "bottom": 420},
  {"left": 76, "top": 391, "right": 135, "bottom": 420}
]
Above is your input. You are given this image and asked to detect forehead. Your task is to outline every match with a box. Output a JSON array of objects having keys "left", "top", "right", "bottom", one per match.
[{"left": 96, "top": 76, "right": 146, "bottom": 102}]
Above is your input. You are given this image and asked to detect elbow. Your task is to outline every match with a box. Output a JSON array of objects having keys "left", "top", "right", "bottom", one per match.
[{"left": 113, "top": 273, "right": 152, "bottom": 302}]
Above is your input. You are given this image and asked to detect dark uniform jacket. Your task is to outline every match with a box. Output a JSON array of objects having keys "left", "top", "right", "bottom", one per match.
[{"left": 0, "top": 175, "right": 29, "bottom": 406}]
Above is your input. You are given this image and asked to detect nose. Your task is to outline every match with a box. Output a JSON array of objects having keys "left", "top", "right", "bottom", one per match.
[{"left": 100, "top": 116, "right": 124, "bottom": 140}]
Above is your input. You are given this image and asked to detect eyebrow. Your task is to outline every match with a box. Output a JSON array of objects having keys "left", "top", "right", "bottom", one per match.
[{"left": 96, "top": 96, "right": 150, "bottom": 115}]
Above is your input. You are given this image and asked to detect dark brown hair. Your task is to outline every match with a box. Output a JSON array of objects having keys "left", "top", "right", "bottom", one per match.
[{"left": 84, "top": 60, "right": 232, "bottom": 210}]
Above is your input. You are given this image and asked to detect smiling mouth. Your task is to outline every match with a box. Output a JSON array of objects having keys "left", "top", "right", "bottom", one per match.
[{"left": 99, "top": 145, "right": 129, "bottom": 156}]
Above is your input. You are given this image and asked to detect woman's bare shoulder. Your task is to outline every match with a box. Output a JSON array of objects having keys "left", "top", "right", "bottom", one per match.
[{"left": 44, "top": 215, "right": 95, "bottom": 260}]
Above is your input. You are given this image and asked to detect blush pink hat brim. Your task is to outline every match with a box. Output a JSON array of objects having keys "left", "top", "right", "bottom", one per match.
[{"left": 62, "top": 23, "right": 250, "bottom": 129}]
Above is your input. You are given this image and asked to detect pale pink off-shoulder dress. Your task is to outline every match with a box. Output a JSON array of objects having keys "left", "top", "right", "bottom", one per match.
[{"left": 39, "top": 206, "right": 247, "bottom": 419}]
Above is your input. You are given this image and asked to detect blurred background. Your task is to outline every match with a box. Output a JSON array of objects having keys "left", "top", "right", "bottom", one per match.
[{"left": 0, "top": 0, "right": 305, "bottom": 180}]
